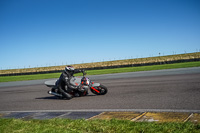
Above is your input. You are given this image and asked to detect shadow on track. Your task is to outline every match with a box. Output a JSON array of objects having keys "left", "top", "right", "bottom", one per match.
[{"left": 35, "top": 94, "right": 96, "bottom": 100}]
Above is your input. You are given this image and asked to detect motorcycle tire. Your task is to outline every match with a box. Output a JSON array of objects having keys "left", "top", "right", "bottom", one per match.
[{"left": 91, "top": 84, "right": 108, "bottom": 95}]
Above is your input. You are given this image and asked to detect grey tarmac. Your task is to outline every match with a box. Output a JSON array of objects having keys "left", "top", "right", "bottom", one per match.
[{"left": 0, "top": 67, "right": 200, "bottom": 121}]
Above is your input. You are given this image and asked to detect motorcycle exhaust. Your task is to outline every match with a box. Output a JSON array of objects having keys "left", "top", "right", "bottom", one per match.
[{"left": 48, "top": 90, "right": 62, "bottom": 97}]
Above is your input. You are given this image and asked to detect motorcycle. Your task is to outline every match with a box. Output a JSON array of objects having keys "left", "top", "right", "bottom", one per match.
[{"left": 44, "top": 71, "right": 108, "bottom": 99}]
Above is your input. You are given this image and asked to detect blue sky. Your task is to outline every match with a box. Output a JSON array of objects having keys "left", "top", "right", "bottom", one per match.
[{"left": 0, "top": 0, "right": 200, "bottom": 70}]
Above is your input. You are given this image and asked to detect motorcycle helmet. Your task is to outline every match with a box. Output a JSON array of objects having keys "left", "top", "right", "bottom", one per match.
[{"left": 65, "top": 66, "right": 75, "bottom": 72}]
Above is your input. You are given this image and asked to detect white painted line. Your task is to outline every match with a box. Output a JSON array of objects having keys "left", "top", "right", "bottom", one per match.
[
  {"left": 87, "top": 112, "right": 105, "bottom": 120},
  {"left": 184, "top": 113, "right": 194, "bottom": 122},
  {"left": 131, "top": 112, "right": 147, "bottom": 121},
  {"left": 55, "top": 112, "right": 71, "bottom": 118},
  {"left": 1, "top": 109, "right": 200, "bottom": 113}
]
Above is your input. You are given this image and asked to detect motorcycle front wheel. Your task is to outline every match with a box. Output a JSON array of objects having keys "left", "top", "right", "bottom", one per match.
[{"left": 90, "top": 84, "right": 108, "bottom": 95}]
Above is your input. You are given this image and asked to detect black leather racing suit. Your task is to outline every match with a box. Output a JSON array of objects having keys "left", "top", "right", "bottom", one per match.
[{"left": 56, "top": 69, "right": 83, "bottom": 99}]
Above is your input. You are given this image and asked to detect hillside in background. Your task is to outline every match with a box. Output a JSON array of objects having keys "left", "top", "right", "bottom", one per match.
[{"left": 1, "top": 52, "right": 200, "bottom": 76}]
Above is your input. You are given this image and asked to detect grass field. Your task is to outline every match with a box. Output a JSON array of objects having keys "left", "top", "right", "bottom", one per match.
[
  {"left": 0, "top": 61, "right": 200, "bottom": 82},
  {"left": 0, "top": 118, "right": 200, "bottom": 133}
]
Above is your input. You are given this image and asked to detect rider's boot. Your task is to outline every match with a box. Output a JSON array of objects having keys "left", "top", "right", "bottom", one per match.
[{"left": 58, "top": 86, "right": 72, "bottom": 100}]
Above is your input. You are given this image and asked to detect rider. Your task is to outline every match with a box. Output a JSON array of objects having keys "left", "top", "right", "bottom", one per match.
[{"left": 55, "top": 66, "right": 84, "bottom": 99}]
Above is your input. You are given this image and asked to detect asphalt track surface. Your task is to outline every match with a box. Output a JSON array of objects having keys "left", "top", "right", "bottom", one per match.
[{"left": 0, "top": 67, "right": 200, "bottom": 112}]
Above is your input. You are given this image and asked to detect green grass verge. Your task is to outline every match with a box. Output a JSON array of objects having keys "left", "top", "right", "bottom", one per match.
[
  {"left": 0, "top": 118, "right": 200, "bottom": 133},
  {"left": 0, "top": 73, "right": 61, "bottom": 82},
  {"left": 0, "top": 61, "right": 200, "bottom": 82},
  {"left": 84, "top": 61, "right": 200, "bottom": 76}
]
